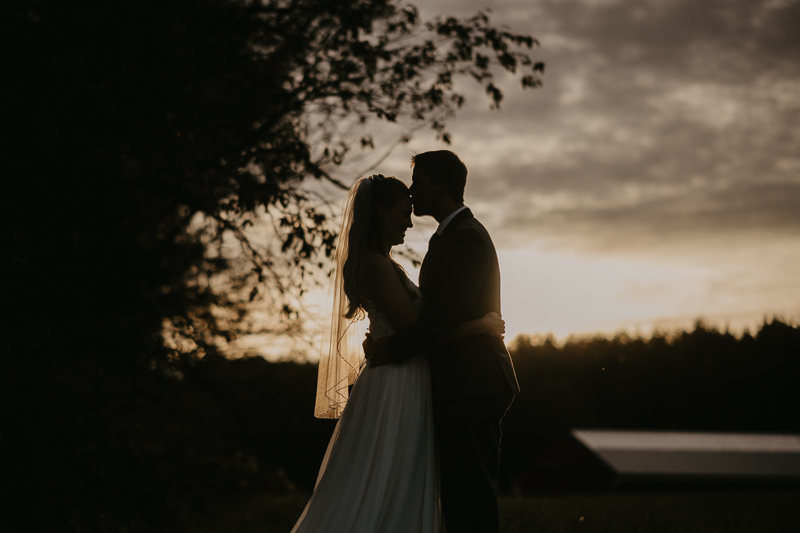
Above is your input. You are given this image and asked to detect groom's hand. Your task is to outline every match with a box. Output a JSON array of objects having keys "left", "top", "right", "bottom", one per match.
[
  {"left": 482, "top": 312, "right": 506, "bottom": 339},
  {"left": 364, "top": 336, "right": 391, "bottom": 368}
]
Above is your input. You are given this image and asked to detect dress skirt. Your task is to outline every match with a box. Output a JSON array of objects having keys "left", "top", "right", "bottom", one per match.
[{"left": 291, "top": 353, "right": 439, "bottom": 533}]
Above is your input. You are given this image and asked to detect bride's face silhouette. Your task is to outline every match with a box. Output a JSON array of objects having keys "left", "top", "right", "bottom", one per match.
[{"left": 381, "top": 195, "right": 413, "bottom": 247}]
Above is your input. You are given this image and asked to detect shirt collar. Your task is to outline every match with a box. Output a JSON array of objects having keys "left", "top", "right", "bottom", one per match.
[{"left": 436, "top": 205, "right": 468, "bottom": 235}]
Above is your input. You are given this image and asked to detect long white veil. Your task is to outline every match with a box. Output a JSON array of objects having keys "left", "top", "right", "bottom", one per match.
[{"left": 314, "top": 177, "right": 374, "bottom": 419}]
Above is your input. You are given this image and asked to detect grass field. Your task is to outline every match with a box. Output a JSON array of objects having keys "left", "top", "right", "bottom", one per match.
[{"left": 199, "top": 490, "right": 799, "bottom": 532}]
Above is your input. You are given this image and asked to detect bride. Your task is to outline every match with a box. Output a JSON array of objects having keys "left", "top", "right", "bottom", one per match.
[{"left": 291, "top": 174, "right": 505, "bottom": 533}]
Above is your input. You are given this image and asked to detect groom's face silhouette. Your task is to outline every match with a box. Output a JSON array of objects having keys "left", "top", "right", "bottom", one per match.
[{"left": 409, "top": 167, "right": 437, "bottom": 217}]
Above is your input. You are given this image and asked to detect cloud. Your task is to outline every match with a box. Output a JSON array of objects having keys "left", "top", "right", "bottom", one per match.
[
  {"left": 313, "top": 0, "right": 800, "bottom": 342},
  {"left": 496, "top": 180, "right": 800, "bottom": 252},
  {"left": 409, "top": 0, "right": 800, "bottom": 254}
]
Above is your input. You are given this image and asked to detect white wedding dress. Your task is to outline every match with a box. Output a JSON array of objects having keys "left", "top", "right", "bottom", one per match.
[{"left": 291, "top": 279, "right": 440, "bottom": 533}]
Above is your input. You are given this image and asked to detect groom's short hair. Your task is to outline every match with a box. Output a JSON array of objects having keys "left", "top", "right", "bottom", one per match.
[{"left": 411, "top": 150, "right": 467, "bottom": 202}]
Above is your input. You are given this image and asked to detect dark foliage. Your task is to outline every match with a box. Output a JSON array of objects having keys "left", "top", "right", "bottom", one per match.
[
  {"left": 500, "top": 319, "right": 800, "bottom": 489},
  {"left": 5, "top": 316, "right": 798, "bottom": 530},
  {"left": 2, "top": 0, "right": 542, "bottom": 530},
  {"left": 3, "top": 0, "right": 542, "bottom": 365},
  {"left": 5, "top": 351, "right": 333, "bottom": 531}
]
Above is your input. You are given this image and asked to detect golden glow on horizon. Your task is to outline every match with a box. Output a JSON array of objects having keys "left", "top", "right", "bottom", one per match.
[{"left": 241, "top": 238, "right": 798, "bottom": 362}]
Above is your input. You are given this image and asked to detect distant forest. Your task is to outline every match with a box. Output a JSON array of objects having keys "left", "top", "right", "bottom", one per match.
[
  {"left": 10, "top": 319, "right": 798, "bottom": 528},
  {"left": 501, "top": 318, "right": 800, "bottom": 487}
]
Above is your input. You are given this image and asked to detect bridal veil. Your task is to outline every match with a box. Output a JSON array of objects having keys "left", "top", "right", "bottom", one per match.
[{"left": 314, "top": 177, "right": 374, "bottom": 418}]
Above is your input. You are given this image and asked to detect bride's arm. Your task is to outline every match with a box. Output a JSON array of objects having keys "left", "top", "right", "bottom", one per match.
[
  {"left": 359, "top": 253, "right": 419, "bottom": 329},
  {"left": 359, "top": 254, "right": 504, "bottom": 362},
  {"left": 359, "top": 253, "right": 504, "bottom": 340},
  {"left": 441, "top": 312, "right": 505, "bottom": 343}
]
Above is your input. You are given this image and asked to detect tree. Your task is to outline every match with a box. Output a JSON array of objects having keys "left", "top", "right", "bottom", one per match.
[
  {"left": 3, "top": 1, "right": 543, "bottom": 528},
  {"left": 5, "top": 0, "right": 543, "bottom": 364}
]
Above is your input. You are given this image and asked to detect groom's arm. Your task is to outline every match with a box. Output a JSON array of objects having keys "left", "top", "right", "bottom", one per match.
[{"left": 385, "top": 227, "right": 490, "bottom": 362}]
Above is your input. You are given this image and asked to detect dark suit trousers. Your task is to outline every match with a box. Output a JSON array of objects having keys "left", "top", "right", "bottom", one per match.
[{"left": 434, "top": 395, "right": 514, "bottom": 533}]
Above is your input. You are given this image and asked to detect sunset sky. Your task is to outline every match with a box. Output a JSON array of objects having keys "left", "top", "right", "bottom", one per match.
[{"left": 250, "top": 0, "right": 800, "bottom": 359}]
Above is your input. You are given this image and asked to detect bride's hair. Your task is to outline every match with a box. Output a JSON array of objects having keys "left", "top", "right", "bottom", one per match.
[
  {"left": 316, "top": 174, "right": 410, "bottom": 419},
  {"left": 341, "top": 174, "right": 409, "bottom": 318}
]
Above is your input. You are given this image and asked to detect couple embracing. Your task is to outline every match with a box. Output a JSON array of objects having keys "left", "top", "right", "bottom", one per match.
[{"left": 292, "top": 150, "right": 520, "bottom": 533}]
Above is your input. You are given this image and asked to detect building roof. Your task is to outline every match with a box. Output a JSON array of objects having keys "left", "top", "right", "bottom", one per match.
[{"left": 572, "top": 430, "right": 800, "bottom": 478}]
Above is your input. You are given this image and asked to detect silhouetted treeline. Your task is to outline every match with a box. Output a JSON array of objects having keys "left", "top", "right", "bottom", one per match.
[
  {"left": 11, "top": 319, "right": 798, "bottom": 530},
  {"left": 6, "top": 350, "right": 337, "bottom": 531},
  {"left": 499, "top": 319, "right": 800, "bottom": 487}
]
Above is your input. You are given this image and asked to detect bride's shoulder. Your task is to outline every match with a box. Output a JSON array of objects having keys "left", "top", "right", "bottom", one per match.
[
  {"left": 355, "top": 251, "right": 396, "bottom": 288},
  {"left": 357, "top": 251, "right": 393, "bottom": 274}
]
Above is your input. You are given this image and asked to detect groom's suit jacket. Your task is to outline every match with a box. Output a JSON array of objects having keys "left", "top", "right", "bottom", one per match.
[{"left": 387, "top": 208, "right": 520, "bottom": 404}]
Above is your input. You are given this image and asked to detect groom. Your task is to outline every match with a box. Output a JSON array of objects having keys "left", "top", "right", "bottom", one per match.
[{"left": 365, "top": 150, "right": 519, "bottom": 533}]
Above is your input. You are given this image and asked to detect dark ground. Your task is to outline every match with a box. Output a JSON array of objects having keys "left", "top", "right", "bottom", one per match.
[{"left": 187, "top": 490, "right": 800, "bottom": 532}]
